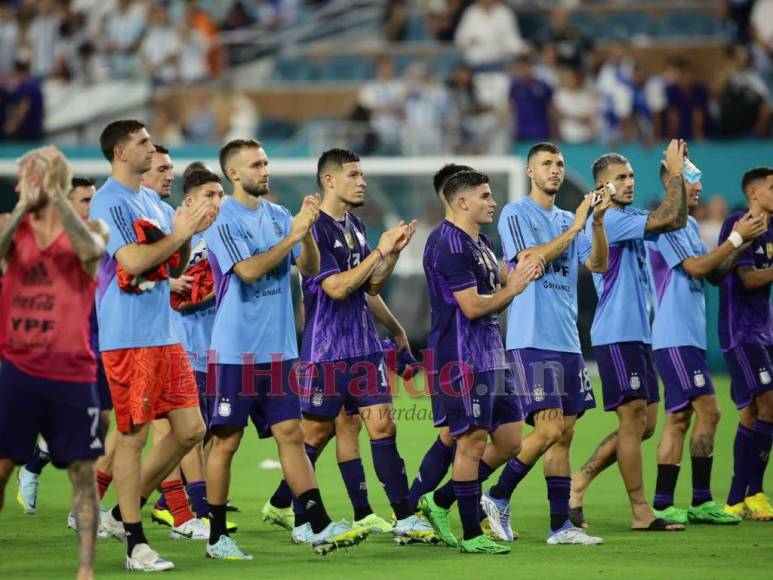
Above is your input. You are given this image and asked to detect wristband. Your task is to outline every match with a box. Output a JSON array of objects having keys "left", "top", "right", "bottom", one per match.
[
  {"left": 728, "top": 231, "right": 743, "bottom": 249},
  {"left": 374, "top": 248, "right": 384, "bottom": 260}
]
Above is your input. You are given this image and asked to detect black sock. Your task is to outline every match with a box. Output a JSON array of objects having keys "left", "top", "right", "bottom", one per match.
[
  {"left": 298, "top": 489, "right": 331, "bottom": 534},
  {"left": 270, "top": 487, "right": 292, "bottom": 510},
  {"left": 111, "top": 496, "right": 148, "bottom": 523},
  {"left": 653, "top": 464, "right": 680, "bottom": 510},
  {"left": 208, "top": 503, "right": 228, "bottom": 545},
  {"left": 294, "top": 512, "right": 309, "bottom": 527},
  {"left": 691, "top": 456, "right": 714, "bottom": 506},
  {"left": 391, "top": 499, "right": 412, "bottom": 521},
  {"left": 353, "top": 506, "right": 373, "bottom": 521},
  {"left": 433, "top": 480, "right": 455, "bottom": 509},
  {"left": 124, "top": 522, "right": 147, "bottom": 556}
]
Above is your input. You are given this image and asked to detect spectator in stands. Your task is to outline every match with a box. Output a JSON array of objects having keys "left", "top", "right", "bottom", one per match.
[
  {"left": 184, "top": 0, "right": 223, "bottom": 78},
  {"left": 536, "top": 6, "right": 593, "bottom": 71},
  {"left": 221, "top": 1, "right": 257, "bottom": 66},
  {"left": 454, "top": 0, "right": 526, "bottom": 71},
  {"left": 665, "top": 58, "right": 710, "bottom": 140},
  {"left": 142, "top": 7, "right": 180, "bottom": 86},
  {"left": 595, "top": 42, "right": 634, "bottom": 145},
  {"left": 0, "top": 3, "right": 20, "bottom": 77},
  {"left": 182, "top": 83, "right": 217, "bottom": 142},
  {"left": 177, "top": 21, "right": 209, "bottom": 84},
  {"left": 723, "top": 0, "right": 755, "bottom": 43},
  {"left": 717, "top": 43, "right": 771, "bottom": 138},
  {"left": 700, "top": 194, "right": 729, "bottom": 250},
  {"left": 151, "top": 103, "right": 184, "bottom": 148},
  {"left": 427, "top": 0, "right": 471, "bottom": 43},
  {"left": 508, "top": 53, "right": 554, "bottom": 142},
  {"left": 104, "top": 0, "right": 147, "bottom": 79},
  {"left": 358, "top": 56, "right": 405, "bottom": 154},
  {"left": 629, "top": 62, "right": 664, "bottom": 145},
  {"left": 401, "top": 62, "right": 457, "bottom": 155},
  {"left": 553, "top": 67, "right": 596, "bottom": 144},
  {"left": 50, "top": 6, "right": 88, "bottom": 82},
  {"left": 384, "top": 0, "right": 408, "bottom": 42},
  {"left": 751, "top": 0, "right": 773, "bottom": 61},
  {"left": 447, "top": 63, "right": 499, "bottom": 153},
  {"left": 28, "top": 0, "right": 62, "bottom": 79},
  {"left": 2, "top": 59, "right": 44, "bottom": 142}
]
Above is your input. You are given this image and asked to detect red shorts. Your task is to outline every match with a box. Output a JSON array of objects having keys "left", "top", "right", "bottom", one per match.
[{"left": 102, "top": 344, "right": 199, "bottom": 433}]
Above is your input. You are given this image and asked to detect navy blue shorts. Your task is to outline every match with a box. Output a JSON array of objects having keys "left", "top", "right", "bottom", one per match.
[
  {"left": 723, "top": 344, "right": 773, "bottom": 409},
  {"left": 427, "top": 372, "right": 447, "bottom": 427},
  {"left": 96, "top": 359, "right": 113, "bottom": 411},
  {"left": 210, "top": 359, "right": 302, "bottom": 438},
  {"left": 508, "top": 348, "right": 595, "bottom": 425},
  {"left": 654, "top": 346, "right": 716, "bottom": 413},
  {"left": 299, "top": 352, "right": 393, "bottom": 419},
  {"left": 438, "top": 366, "right": 523, "bottom": 437},
  {"left": 594, "top": 342, "right": 660, "bottom": 411},
  {"left": 195, "top": 370, "right": 215, "bottom": 427},
  {"left": 0, "top": 361, "right": 104, "bottom": 467}
]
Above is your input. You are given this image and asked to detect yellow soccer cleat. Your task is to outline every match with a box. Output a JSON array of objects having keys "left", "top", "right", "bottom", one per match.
[
  {"left": 744, "top": 493, "right": 773, "bottom": 521},
  {"left": 723, "top": 502, "right": 748, "bottom": 519},
  {"left": 151, "top": 508, "right": 174, "bottom": 528}
]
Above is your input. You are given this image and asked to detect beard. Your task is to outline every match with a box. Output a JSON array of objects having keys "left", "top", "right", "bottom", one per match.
[
  {"left": 243, "top": 180, "right": 268, "bottom": 197},
  {"left": 535, "top": 175, "right": 560, "bottom": 195}
]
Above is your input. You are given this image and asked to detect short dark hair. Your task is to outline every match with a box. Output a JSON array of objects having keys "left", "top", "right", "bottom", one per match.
[
  {"left": 317, "top": 148, "right": 360, "bottom": 188},
  {"left": 182, "top": 161, "right": 212, "bottom": 182},
  {"left": 526, "top": 142, "right": 561, "bottom": 165},
  {"left": 100, "top": 119, "right": 146, "bottom": 162},
  {"left": 218, "top": 139, "right": 263, "bottom": 181},
  {"left": 442, "top": 170, "right": 490, "bottom": 203},
  {"left": 592, "top": 153, "right": 630, "bottom": 181},
  {"left": 153, "top": 144, "right": 169, "bottom": 155},
  {"left": 741, "top": 167, "right": 773, "bottom": 194},
  {"left": 433, "top": 163, "right": 474, "bottom": 195},
  {"left": 183, "top": 169, "right": 221, "bottom": 195},
  {"left": 71, "top": 176, "right": 96, "bottom": 189}
]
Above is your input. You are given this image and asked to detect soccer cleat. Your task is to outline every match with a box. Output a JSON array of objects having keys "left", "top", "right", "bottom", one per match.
[
  {"left": 688, "top": 501, "right": 742, "bottom": 525},
  {"left": 459, "top": 534, "right": 511, "bottom": 555},
  {"left": 744, "top": 493, "right": 773, "bottom": 521},
  {"left": 292, "top": 523, "right": 314, "bottom": 544},
  {"left": 393, "top": 513, "right": 441, "bottom": 545},
  {"left": 353, "top": 513, "right": 394, "bottom": 533},
  {"left": 311, "top": 520, "right": 369, "bottom": 555},
  {"left": 723, "top": 501, "right": 748, "bottom": 519},
  {"left": 67, "top": 511, "right": 77, "bottom": 530},
  {"left": 170, "top": 517, "right": 210, "bottom": 540},
  {"left": 418, "top": 493, "right": 458, "bottom": 547},
  {"left": 150, "top": 507, "right": 174, "bottom": 528},
  {"left": 653, "top": 505, "right": 689, "bottom": 525},
  {"left": 200, "top": 516, "right": 238, "bottom": 534},
  {"left": 206, "top": 535, "right": 253, "bottom": 560},
  {"left": 547, "top": 521, "right": 603, "bottom": 545},
  {"left": 480, "top": 493, "right": 513, "bottom": 542},
  {"left": 16, "top": 467, "right": 40, "bottom": 514},
  {"left": 100, "top": 509, "right": 126, "bottom": 544},
  {"left": 125, "top": 543, "right": 175, "bottom": 571},
  {"left": 226, "top": 501, "right": 240, "bottom": 512},
  {"left": 261, "top": 500, "right": 294, "bottom": 531},
  {"left": 68, "top": 507, "right": 110, "bottom": 538}
]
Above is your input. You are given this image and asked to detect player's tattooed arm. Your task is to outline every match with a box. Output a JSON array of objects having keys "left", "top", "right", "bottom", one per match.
[
  {"left": 366, "top": 252, "right": 399, "bottom": 294},
  {"left": 646, "top": 139, "right": 688, "bottom": 233},
  {"left": 0, "top": 201, "right": 29, "bottom": 261},
  {"left": 50, "top": 193, "right": 107, "bottom": 272},
  {"left": 736, "top": 264, "right": 773, "bottom": 290}
]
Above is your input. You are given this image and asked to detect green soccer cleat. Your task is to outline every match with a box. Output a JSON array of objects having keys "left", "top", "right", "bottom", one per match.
[
  {"left": 418, "top": 493, "right": 458, "bottom": 547},
  {"left": 261, "top": 500, "right": 294, "bottom": 531},
  {"left": 653, "top": 506, "right": 689, "bottom": 525},
  {"left": 206, "top": 535, "right": 253, "bottom": 560},
  {"left": 460, "top": 534, "right": 511, "bottom": 555},
  {"left": 353, "top": 513, "right": 394, "bottom": 533},
  {"left": 688, "top": 501, "right": 742, "bottom": 525}
]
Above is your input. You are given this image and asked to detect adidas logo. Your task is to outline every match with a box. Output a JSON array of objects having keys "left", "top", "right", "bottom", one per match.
[
  {"left": 334, "top": 240, "right": 343, "bottom": 248},
  {"left": 22, "top": 262, "right": 53, "bottom": 287},
  {"left": 756, "top": 247, "right": 765, "bottom": 255},
  {"left": 90, "top": 438, "right": 103, "bottom": 450},
  {"left": 585, "top": 393, "right": 594, "bottom": 402},
  {"left": 305, "top": 500, "right": 317, "bottom": 510}
]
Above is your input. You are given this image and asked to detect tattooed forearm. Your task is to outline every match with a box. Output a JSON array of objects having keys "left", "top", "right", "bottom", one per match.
[
  {"left": 647, "top": 175, "right": 687, "bottom": 232},
  {"left": 50, "top": 194, "right": 105, "bottom": 262},
  {"left": 0, "top": 203, "right": 28, "bottom": 260},
  {"left": 690, "top": 433, "right": 714, "bottom": 457},
  {"left": 367, "top": 252, "right": 398, "bottom": 292},
  {"left": 707, "top": 247, "right": 744, "bottom": 285}
]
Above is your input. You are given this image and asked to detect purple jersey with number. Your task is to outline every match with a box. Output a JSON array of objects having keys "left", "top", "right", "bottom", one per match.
[
  {"left": 300, "top": 211, "right": 381, "bottom": 363},
  {"left": 423, "top": 220, "right": 454, "bottom": 363},
  {"left": 718, "top": 210, "right": 773, "bottom": 352},
  {"left": 432, "top": 222, "right": 507, "bottom": 373}
]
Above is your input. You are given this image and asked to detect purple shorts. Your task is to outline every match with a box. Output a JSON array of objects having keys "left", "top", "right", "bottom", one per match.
[
  {"left": 0, "top": 361, "right": 104, "bottom": 467},
  {"left": 654, "top": 346, "right": 716, "bottom": 413},
  {"left": 723, "top": 344, "right": 773, "bottom": 409},
  {"left": 422, "top": 372, "right": 447, "bottom": 427},
  {"left": 210, "top": 359, "right": 302, "bottom": 439},
  {"left": 438, "top": 366, "right": 523, "bottom": 437},
  {"left": 96, "top": 359, "right": 112, "bottom": 411},
  {"left": 300, "top": 352, "right": 392, "bottom": 419},
  {"left": 508, "top": 348, "right": 596, "bottom": 425},
  {"left": 594, "top": 342, "right": 660, "bottom": 411},
  {"left": 195, "top": 370, "right": 215, "bottom": 427}
]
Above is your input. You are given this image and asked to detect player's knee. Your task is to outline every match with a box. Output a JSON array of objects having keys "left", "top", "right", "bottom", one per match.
[
  {"left": 535, "top": 417, "right": 564, "bottom": 447},
  {"left": 439, "top": 429, "right": 454, "bottom": 447},
  {"left": 274, "top": 420, "right": 305, "bottom": 447},
  {"left": 177, "top": 421, "right": 206, "bottom": 450},
  {"left": 304, "top": 420, "right": 334, "bottom": 449},
  {"left": 211, "top": 429, "right": 243, "bottom": 456},
  {"left": 457, "top": 434, "right": 487, "bottom": 461},
  {"left": 698, "top": 404, "right": 721, "bottom": 428},
  {"left": 369, "top": 417, "right": 397, "bottom": 440}
]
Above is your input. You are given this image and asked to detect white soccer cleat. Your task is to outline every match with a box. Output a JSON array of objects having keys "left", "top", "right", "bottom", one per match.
[
  {"left": 480, "top": 493, "right": 514, "bottom": 542},
  {"left": 67, "top": 511, "right": 77, "bottom": 530},
  {"left": 100, "top": 509, "right": 126, "bottom": 544},
  {"left": 170, "top": 517, "right": 210, "bottom": 540},
  {"left": 124, "top": 543, "right": 175, "bottom": 571},
  {"left": 291, "top": 523, "right": 314, "bottom": 544},
  {"left": 68, "top": 507, "right": 110, "bottom": 538},
  {"left": 546, "top": 521, "right": 603, "bottom": 545},
  {"left": 16, "top": 467, "right": 40, "bottom": 514},
  {"left": 392, "top": 514, "right": 440, "bottom": 545}
]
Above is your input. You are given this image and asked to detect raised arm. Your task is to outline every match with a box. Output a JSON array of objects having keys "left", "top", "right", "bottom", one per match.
[
  {"left": 645, "top": 139, "right": 688, "bottom": 233},
  {"left": 365, "top": 220, "right": 416, "bottom": 295},
  {"left": 0, "top": 202, "right": 28, "bottom": 261},
  {"left": 584, "top": 189, "right": 611, "bottom": 273},
  {"left": 518, "top": 196, "right": 592, "bottom": 266}
]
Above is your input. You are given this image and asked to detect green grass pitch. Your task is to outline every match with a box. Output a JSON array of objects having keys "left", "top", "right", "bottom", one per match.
[{"left": 1, "top": 375, "right": 771, "bottom": 579}]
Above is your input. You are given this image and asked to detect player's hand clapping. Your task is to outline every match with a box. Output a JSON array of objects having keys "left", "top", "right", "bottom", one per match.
[
  {"left": 507, "top": 255, "right": 545, "bottom": 295},
  {"left": 392, "top": 220, "right": 417, "bottom": 253},
  {"left": 663, "top": 139, "right": 686, "bottom": 177},
  {"left": 173, "top": 201, "right": 212, "bottom": 241},
  {"left": 290, "top": 194, "right": 321, "bottom": 241},
  {"left": 591, "top": 186, "right": 613, "bottom": 221},
  {"left": 377, "top": 221, "right": 412, "bottom": 256},
  {"left": 571, "top": 194, "right": 593, "bottom": 232}
]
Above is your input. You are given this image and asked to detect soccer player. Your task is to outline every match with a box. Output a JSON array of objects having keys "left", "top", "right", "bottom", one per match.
[
  {"left": 291, "top": 148, "right": 440, "bottom": 545},
  {"left": 647, "top": 163, "right": 765, "bottom": 525},
  {"left": 0, "top": 146, "right": 108, "bottom": 580},
  {"left": 481, "top": 142, "right": 608, "bottom": 545},
  {"left": 720, "top": 167, "right": 773, "bottom": 521},
  {"left": 90, "top": 120, "right": 212, "bottom": 571},
  {"left": 204, "top": 139, "right": 368, "bottom": 558},
  {"left": 572, "top": 140, "right": 689, "bottom": 532},
  {"left": 407, "top": 163, "right": 472, "bottom": 513},
  {"left": 421, "top": 169, "right": 541, "bottom": 554}
]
